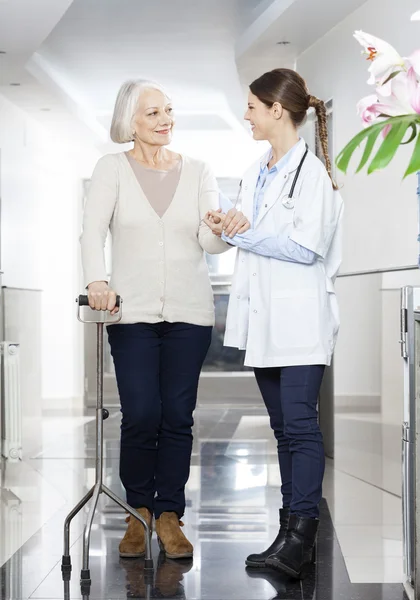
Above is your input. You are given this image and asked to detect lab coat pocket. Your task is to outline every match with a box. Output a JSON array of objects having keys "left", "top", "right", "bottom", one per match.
[
  {"left": 270, "top": 289, "right": 319, "bottom": 349},
  {"left": 274, "top": 203, "right": 294, "bottom": 227}
]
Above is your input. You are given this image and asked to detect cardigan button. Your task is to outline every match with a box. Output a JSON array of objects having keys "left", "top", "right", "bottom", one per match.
[{"left": 159, "top": 241, "right": 164, "bottom": 246}]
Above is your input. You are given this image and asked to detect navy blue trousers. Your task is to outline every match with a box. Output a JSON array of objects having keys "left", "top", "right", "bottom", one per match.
[
  {"left": 254, "top": 365, "right": 325, "bottom": 519},
  {"left": 107, "top": 321, "right": 212, "bottom": 519}
]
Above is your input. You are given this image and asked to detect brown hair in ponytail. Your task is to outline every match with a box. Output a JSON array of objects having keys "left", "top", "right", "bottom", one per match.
[{"left": 249, "top": 69, "right": 338, "bottom": 190}]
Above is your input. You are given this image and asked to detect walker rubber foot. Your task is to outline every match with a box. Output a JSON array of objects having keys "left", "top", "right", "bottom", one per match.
[
  {"left": 145, "top": 558, "right": 154, "bottom": 570},
  {"left": 80, "top": 569, "right": 91, "bottom": 584},
  {"left": 80, "top": 581, "right": 91, "bottom": 598}
]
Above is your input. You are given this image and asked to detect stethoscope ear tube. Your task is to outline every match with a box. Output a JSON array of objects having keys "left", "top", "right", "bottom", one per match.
[
  {"left": 288, "top": 143, "right": 309, "bottom": 199},
  {"left": 235, "top": 142, "right": 309, "bottom": 209}
]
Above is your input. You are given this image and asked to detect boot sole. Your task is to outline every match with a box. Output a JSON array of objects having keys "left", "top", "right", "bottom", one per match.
[
  {"left": 119, "top": 551, "right": 146, "bottom": 558},
  {"left": 245, "top": 559, "right": 269, "bottom": 568},
  {"left": 265, "top": 557, "right": 312, "bottom": 580},
  {"left": 157, "top": 537, "right": 193, "bottom": 559}
]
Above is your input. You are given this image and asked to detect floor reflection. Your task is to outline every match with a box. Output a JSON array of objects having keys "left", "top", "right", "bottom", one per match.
[{"left": 0, "top": 403, "right": 409, "bottom": 600}]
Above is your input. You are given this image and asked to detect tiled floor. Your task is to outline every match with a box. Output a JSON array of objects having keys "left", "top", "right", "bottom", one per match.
[{"left": 0, "top": 394, "right": 409, "bottom": 599}]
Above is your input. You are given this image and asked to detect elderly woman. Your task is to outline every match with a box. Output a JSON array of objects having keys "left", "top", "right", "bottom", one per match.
[{"left": 80, "top": 79, "right": 249, "bottom": 559}]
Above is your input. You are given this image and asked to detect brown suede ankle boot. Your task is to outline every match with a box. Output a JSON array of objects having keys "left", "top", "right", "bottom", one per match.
[
  {"left": 119, "top": 507, "right": 152, "bottom": 558},
  {"left": 155, "top": 512, "right": 193, "bottom": 559}
]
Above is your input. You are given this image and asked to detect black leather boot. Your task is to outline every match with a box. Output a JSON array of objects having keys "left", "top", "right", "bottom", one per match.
[
  {"left": 245, "top": 507, "right": 290, "bottom": 568},
  {"left": 265, "top": 514, "right": 318, "bottom": 579}
]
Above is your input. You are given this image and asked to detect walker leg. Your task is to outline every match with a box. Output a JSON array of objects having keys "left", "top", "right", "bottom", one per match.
[
  {"left": 102, "top": 484, "right": 154, "bottom": 570},
  {"left": 61, "top": 486, "right": 94, "bottom": 574},
  {"left": 80, "top": 483, "right": 101, "bottom": 584}
]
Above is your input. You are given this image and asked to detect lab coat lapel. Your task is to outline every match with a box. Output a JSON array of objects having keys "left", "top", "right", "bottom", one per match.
[
  {"left": 254, "top": 170, "right": 288, "bottom": 229},
  {"left": 254, "top": 139, "right": 307, "bottom": 229}
]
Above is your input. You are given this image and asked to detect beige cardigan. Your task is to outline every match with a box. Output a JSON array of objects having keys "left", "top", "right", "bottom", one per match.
[{"left": 80, "top": 152, "right": 229, "bottom": 325}]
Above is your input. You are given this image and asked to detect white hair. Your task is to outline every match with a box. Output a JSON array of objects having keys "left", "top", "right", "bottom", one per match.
[{"left": 110, "top": 79, "right": 170, "bottom": 144}]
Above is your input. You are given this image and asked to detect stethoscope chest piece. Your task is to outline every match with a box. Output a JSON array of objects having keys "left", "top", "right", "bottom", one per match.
[
  {"left": 281, "top": 196, "right": 295, "bottom": 210},
  {"left": 281, "top": 143, "right": 309, "bottom": 211}
]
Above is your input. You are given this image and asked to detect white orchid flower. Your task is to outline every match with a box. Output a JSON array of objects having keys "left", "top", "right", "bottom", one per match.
[
  {"left": 407, "top": 49, "right": 420, "bottom": 77},
  {"left": 378, "top": 72, "right": 415, "bottom": 114},
  {"left": 357, "top": 71, "right": 417, "bottom": 131},
  {"left": 354, "top": 30, "right": 406, "bottom": 87},
  {"left": 408, "top": 67, "right": 420, "bottom": 114}
]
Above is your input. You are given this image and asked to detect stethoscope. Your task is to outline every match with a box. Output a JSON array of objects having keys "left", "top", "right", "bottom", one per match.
[{"left": 235, "top": 143, "right": 309, "bottom": 210}]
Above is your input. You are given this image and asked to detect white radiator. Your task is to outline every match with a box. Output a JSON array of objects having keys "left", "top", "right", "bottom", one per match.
[{"left": 1, "top": 342, "right": 22, "bottom": 461}]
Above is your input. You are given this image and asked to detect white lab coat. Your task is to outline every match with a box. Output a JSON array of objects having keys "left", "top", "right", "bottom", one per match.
[{"left": 224, "top": 138, "right": 344, "bottom": 368}]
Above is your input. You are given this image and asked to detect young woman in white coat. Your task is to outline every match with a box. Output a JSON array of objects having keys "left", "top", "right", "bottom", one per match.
[{"left": 205, "top": 68, "right": 343, "bottom": 579}]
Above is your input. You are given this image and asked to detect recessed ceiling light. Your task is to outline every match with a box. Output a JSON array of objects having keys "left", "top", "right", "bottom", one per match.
[
  {"left": 276, "top": 41, "right": 291, "bottom": 45},
  {"left": 0, "top": 51, "right": 6, "bottom": 55},
  {"left": 411, "top": 10, "right": 420, "bottom": 20},
  {"left": 10, "top": 83, "right": 20, "bottom": 86},
  {"left": 41, "top": 108, "right": 51, "bottom": 112}
]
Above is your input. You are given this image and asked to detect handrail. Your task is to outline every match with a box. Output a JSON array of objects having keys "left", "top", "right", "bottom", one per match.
[
  {"left": 2, "top": 286, "right": 43, "bottom": 292},
  {"left": 210, "top": 265, "right": 419, "bottom": 287},
  {"left": 337, "top": 265, "right": 418, "bottom": 278}
]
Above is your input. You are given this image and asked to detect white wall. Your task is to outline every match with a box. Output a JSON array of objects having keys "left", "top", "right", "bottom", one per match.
[
  {"left": 169, "top": 130, "right": 266, "bottom": 179},
  {"left": 0, "top": 93, "right": 99, "bottom": 403},
  {"left": 334, "top": 274, "right": 382, "bottom": 402},
  {"left": 297, "top": 0, "right": 420, "bottom": 274},
  {"left": 296, "top": 0, "right": 420, "bottom": 414}
]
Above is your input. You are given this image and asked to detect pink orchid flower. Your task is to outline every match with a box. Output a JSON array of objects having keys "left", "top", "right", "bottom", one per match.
[
  {"left": 357, "top": 94, "right": 381, "bottom": 125},
  {"left": 408, "top": 67, "right": 420, "bottom": 113}
]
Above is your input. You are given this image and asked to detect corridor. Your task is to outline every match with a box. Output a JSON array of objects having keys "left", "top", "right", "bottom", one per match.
[
  {"left": 0, "top": 396, "right": 406, "bottom": 600},
  {"left": 1, "top": 0, "right": 419, "bottom": 598}
]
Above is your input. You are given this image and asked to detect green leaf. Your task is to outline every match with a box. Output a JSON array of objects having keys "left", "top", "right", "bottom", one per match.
[
  {"left": 336, "top": 115, "right": 420, "bottom": 175},
  {"left": 382, "top": 70, "right": 403, "bottom": 86},
  {"left": 404, "top": 130, "right": 420, "bottom": 178},
  {"left": 368, "top": 119, "right": 411, "bottom": 173},
  {"left": 401, "top": 124, "right": 417, "bottom": 145},
  {"left": 336, "top": 120, "right": 388, "bottom": 174},
  {"left": 356, "top": 127, "right": 382, "bottom": 173}
]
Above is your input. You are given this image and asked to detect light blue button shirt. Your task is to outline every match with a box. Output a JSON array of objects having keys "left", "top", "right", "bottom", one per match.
[
  {"left": 220, "top": 142, "right": 316, "bottom": 265},
  {"left": 253, "top": 142, "right": 297, "bottom": 225}
]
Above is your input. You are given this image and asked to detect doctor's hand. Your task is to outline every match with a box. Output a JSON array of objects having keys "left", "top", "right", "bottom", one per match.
[{"left": 207, "top": 209, "right": 250, "bottom": 238}]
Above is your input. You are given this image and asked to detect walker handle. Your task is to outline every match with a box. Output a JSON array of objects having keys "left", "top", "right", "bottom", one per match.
[{"left": 78, "top": 294, "right": 121, "bottom": 308}]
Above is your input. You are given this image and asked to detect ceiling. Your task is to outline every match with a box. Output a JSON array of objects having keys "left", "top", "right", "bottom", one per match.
[
  {"left": 236, "top": 0, "right": 369, "bottom": 82},
  {"left": 0, "top": 0, "right": 369, "bottom": 166}
]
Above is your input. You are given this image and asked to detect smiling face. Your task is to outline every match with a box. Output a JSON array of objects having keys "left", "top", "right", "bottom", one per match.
[
  {"left": 244, "top": 91, "right": 278, "bottom": 141},
  {"left": 132, "top": 88, "right": 175, "bottom": 146}
]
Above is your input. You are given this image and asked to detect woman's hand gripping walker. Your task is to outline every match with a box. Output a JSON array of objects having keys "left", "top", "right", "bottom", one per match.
[{"left": 61, "top": 295, "right": 153, "bottom": 592}]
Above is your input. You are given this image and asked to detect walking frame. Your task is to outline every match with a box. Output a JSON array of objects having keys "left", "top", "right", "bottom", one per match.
[{"left": 61, "top": 295, "right": 153, "bottom": 591}]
